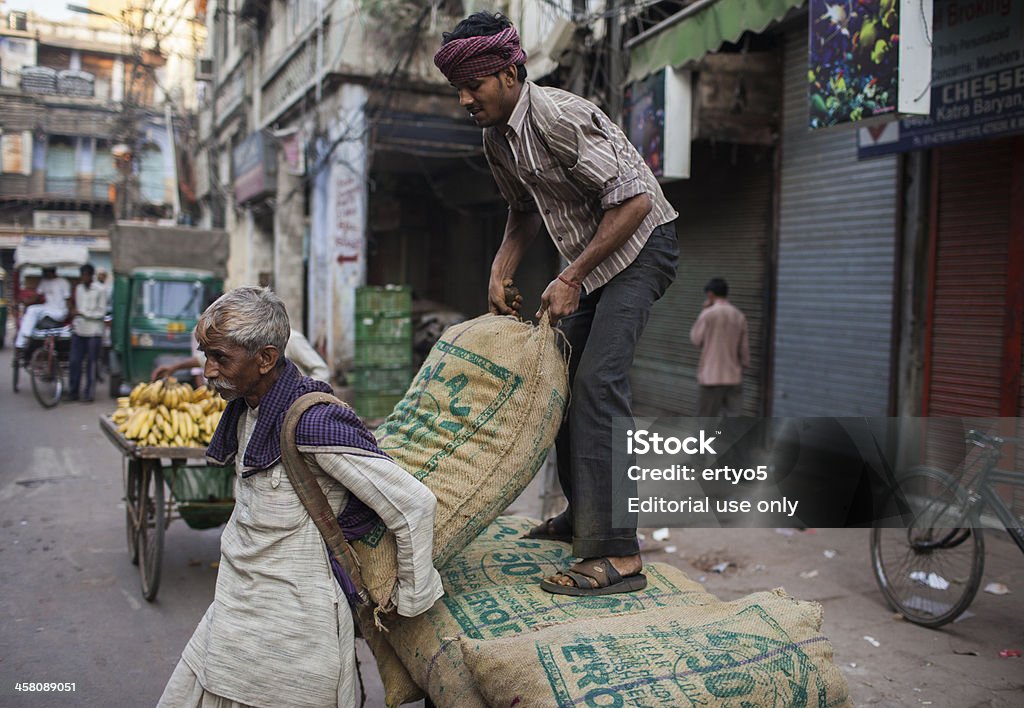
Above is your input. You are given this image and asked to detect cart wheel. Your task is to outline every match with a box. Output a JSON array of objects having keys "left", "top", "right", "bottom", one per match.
[
  {"left": 124, "top": 460, "right": 142, "bottom": 565},
  {"left": 30, "top": 347, "right": 62, "bottom": 408},
  {"left": 137, "top": 461, "right": 165, "bottom": 602}
]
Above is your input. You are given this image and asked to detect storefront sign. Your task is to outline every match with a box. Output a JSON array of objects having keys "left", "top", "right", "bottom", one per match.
[
  {"left": 858, "top": 0, "right": 1024, "bottom": 156},
  {"left": 233, "top": 131, "right": 277, "bottom": 205},
  {"left": 32, "top": 211, "right": 92, "bottom": 231},
  {"left": 809, "top": 0, "right": 935, "bottom": 129},
  {"left": 623, "top": 66, "right": 691, "bottom": 180}
]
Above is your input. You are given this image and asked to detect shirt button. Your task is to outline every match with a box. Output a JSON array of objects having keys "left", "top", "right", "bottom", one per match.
[
  {"left": 544, "top": 209, "right": 551, "bottom": 215},
  {"left": 556, "top": 236, "right": 563, "bottom": 242}
]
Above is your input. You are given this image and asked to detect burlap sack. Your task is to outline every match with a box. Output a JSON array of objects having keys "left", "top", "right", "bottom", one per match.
[
  {"left": 357, "top": 604, "right": 423, "bottom": 708},
  {"left": 376, "top": 516, "right": 715, "bottom": 708},
  {"left": 358, "top": 517, "right": 552, "bottom": 707},
  {"left": 461, "top": 589, "right": 853, "bottom": 708},
  {"left": 355, "top": 315, "right": 568, "bottom": 609}
]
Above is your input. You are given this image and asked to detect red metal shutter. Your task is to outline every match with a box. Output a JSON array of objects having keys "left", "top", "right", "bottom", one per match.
[{"left": 924, "top": 139, "right": 1019, "bottom": 417}]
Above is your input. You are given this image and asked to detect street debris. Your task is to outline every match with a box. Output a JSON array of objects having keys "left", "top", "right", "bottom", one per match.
[
  {"left": 711, "top": 562, "right": 731, "bottom": 573},
  {"left": 863, "top": 636, "right": 881, "bottom": 648},
  {"left": 909, "top": 570, "right": 949, "bottom": 590},
  {"left": 665, "top": 545, "right": 677, "bottom": 554},
  {"left": 952, "top": 649, "right": 978, "bottom": 656},
  {"left": 998, "top": 649, "right": 1021, "bottom": 658},
  {"left": 983, "top": 582, "right": 1010, "bottom": 595},
  {"left": 753, "top": 564, "right": 766, "bottom": 572},
  {"left": 823, "top": 549, "right": 837, "bottom": 559},
  {"left": 652, "top": 528, "right": 670, "bottom": 542},
  {"left": 800, "top": 569, "right": 819, "bottom": 579},
  {"left": 775, "top": 528, "right": 796, "bottom": 536}
]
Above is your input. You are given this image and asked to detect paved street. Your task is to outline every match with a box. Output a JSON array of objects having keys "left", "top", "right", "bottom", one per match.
[
  {"left": 0, "top": 346, "right": 388, "bottom": 707},
  {"left": 1, "top": 343, "right": 1022, "bottom": 707}
]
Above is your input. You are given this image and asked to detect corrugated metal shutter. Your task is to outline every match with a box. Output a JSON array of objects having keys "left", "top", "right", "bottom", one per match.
[
  {"left": 631, "top": 142, "right": 773, "bottom": 416},
  {"left": 45, "top": 138, "right": 75, "bottom": 194},
  {"left": 925, "top": 141, "right": 1013, "bottom": 416},
  {"left": 772, "top": 27, "right": 898, "bottom": 416}
]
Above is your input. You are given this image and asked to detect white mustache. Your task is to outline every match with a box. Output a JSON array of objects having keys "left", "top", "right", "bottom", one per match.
[{"left": 208, "top": 379, "right": 238, "bottom": 394}]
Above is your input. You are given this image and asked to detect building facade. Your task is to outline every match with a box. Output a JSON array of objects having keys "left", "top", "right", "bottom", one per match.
[{"left": 0, "top": 4, "right": 202, "bottom": 276}]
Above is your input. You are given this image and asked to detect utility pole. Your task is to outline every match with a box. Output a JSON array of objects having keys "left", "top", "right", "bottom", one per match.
[
  {"left": 570, "top": 0, "right": 587, "bottom": 96},
  {"left": 607, "top": 0, "right": 624, "bottom": 125}
]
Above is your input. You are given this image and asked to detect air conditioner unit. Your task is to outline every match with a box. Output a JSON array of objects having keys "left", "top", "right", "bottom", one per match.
[{"left": 195, "top": 58, "right": 214, "bottom": 82}]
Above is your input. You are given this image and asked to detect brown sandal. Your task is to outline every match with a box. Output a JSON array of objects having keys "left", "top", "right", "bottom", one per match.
[
  {"left": 540, "top": 558, "right": 647, "bottom": 596},
  {"left": 522, "top": 517, "right": 572, "bottom": 544}
]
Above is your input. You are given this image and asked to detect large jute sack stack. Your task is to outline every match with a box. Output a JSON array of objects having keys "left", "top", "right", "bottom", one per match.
[
  {"left": 460, "top": 588, "right": 853, "bottom": 708},
  {"left": 388, "top": 563, "right": 716, "bottom": 707},
  {"left": 353, "top": 314, "right": 568, "bottom": 610},
  {"left": 359, "top": 517, "right": 559, "bottom": 707}
]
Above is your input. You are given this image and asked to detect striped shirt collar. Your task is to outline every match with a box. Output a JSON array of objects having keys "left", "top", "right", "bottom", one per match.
[{"left": 504, "top": 80, "right": 531, "bottom": 139}]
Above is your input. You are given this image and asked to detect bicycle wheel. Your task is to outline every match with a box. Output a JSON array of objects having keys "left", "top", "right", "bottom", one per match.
[
  {"left": 124, "top": 459, "right": 142, "bottom": 565},
  {"left": 29, "top": 347, "right": 62, "bottom": 408},
  {"left": 870, "top": 467, "right": 984, "bottom": 627},
  {"left": 137, "top": 461, "right": 165, "bottom": 602}
]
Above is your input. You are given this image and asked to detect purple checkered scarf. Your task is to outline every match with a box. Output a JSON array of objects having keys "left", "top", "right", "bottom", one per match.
[
  {"left": 433, "top": 25, "right": 527, "bottom": 83},
  {"left": 206, "top": 359, "right": 383, "bottom": 551}
]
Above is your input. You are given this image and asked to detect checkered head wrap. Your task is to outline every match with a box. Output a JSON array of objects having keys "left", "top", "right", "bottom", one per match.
[{"left": 433, "top": 25, "right": 527, "bottom": 83}]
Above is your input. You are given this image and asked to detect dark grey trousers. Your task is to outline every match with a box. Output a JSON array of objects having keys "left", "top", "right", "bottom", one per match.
[
  {"left": 697, "top": 384, "right": 743, "bottom": 417},
  {"left": 555, "top": 222, "right": 678, "bottom": 558}
]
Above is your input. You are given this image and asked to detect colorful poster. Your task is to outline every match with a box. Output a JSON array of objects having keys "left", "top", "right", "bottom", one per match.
[
  {"left": 858, "top": 0, "right": 1024, "bottom": 156},
  {"left": 809, "top": 0, "right": 901, "bottom": 128}
]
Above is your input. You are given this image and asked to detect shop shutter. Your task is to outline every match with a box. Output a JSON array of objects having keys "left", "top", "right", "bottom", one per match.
[
  {"left": 772, "top": 28, "right": 899, "bottom": 416},
  {"left": 139, "top": 144, "right": 165, "bottom": 204},
  {"left": 631, "top": 142, "right": 773, "bottom": 416},
  {"left": 925, "top": 141, "right": 1014, "bottom": 417},
  {"left": 44, "top": 137, "right": 75, "bottom": 194}
]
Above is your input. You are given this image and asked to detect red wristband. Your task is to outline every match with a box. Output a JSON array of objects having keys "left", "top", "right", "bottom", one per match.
[{"left": 557, "top": 274, "right": 581, "bottom": 290}]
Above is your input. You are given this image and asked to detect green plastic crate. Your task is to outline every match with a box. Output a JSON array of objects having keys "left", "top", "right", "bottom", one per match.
[
  {"left": 354, "top": 339, "right": 412, "bottom": 367},
  {"left": 356, "top": 391, "right": 404, "bottom": 420},
  {"left": 355, "top": 285, "right": 412, "bottom": 317},
  {"left": 356, "top": 314, "right": 413, "bottom": 341},
  {"left": 352, "top": 366, "right": 413, "bottom": 393}
]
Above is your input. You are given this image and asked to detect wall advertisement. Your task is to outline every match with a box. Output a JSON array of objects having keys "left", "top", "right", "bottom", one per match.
[{"left": 858, "top": 0, "right": 1024, "bottom": 156}]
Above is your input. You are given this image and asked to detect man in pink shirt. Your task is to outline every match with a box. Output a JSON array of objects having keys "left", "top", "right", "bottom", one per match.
[{"left": 689, "top": 278, "right": 750, "bottom": 416}]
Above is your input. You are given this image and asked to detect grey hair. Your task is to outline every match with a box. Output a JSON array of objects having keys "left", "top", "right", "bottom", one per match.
[{"left": 197, "top": 286, "right": 290, "bottom": 358}]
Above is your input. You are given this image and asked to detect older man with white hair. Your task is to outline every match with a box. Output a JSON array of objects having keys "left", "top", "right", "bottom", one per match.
[{"left": 158, "top": 286, "right": 442, "bottom": 708}]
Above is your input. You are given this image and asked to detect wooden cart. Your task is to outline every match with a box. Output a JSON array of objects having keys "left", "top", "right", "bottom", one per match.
[{"left": 100, "top": 415, "right": 235, "bottom": 601}]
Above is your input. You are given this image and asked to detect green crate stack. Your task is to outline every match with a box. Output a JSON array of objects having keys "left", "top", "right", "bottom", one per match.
[{"left": 354, "top": 285, "right": 413, "bottom": 420}]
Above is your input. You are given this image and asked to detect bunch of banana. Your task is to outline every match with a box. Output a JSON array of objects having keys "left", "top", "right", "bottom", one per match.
[{"left": 114, "top": 380, "right": 227, "bottom": 448}]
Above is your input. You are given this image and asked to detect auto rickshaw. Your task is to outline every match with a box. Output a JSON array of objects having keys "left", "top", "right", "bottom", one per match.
[{"left": 107, "top": 223, "right": 227, "bottom": 397}]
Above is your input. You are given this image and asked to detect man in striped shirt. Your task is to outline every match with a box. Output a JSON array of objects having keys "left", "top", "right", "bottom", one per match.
[{"left": 435, "top": 12, "right": 678, "bottom": 596}]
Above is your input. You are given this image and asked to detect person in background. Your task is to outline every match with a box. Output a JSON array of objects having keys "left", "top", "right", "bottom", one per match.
[
  {"left": 153, "top": 327, "right": 332, "bottom": 385},
  {"left": 434, "top": 11, "right": 679, "bottom": 596},
  {"left": 689, "top": 277, "right": 750, "bottom": 416},
  {"left": 14, "top": 266, "right": 71, "bottom": 352},
  {"left": 66, "top": 264, "right": 108, "bottom": 402},
  {"left": 157, "top": 287, "right": 441, "bottom": 707}
]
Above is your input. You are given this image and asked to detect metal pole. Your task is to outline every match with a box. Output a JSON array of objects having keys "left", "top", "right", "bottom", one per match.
[
  {"left": 608, "top": 0, "right": 624, "bottom": 124},
  {"left": 165, "top": 100, "right": 182, "bottom": 220}
]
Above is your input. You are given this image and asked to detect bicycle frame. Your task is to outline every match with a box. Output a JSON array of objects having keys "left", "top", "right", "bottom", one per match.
[{"left": 975, "top": 468, "right": 1024, "bottom": 551}]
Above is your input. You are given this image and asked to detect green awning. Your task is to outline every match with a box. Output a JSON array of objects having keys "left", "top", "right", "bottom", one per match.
[{"left": 627, "top": 0, "right": 804, "bottom": 83}]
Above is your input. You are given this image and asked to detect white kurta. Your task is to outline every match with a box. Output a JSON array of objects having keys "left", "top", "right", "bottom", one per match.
[{"left": 159, "top": 407, "right": 443, "bottom": 708}]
